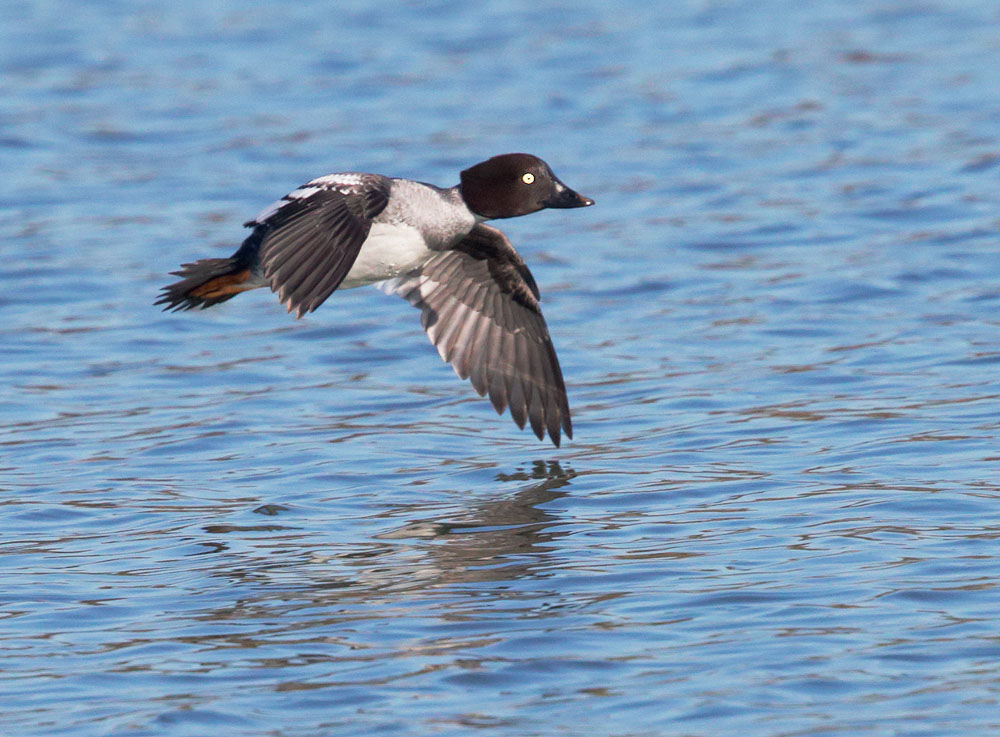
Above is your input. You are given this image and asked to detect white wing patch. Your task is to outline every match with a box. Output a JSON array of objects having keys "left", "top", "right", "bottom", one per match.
[
  {"left": 247, "top": 173, "right": 370, "bottom": 225},
  {"left": 250, "top": 186, "right": 321, "bottom": 224},
  {"left": 306, "top": 173, "right": 367, "bottom": 188}
]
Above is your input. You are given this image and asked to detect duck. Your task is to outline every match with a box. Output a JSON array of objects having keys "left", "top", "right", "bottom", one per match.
[{"left": 157, "top": 153, "right": 594, "bottom": 446}]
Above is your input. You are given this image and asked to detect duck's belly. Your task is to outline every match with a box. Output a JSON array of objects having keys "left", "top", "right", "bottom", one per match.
[{"left": 340, "top": 223, "right": 433, "bottom": 289}]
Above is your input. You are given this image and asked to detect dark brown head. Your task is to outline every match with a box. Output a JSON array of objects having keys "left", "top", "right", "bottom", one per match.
[{"left": 459, "top": 153, "right": 594, "bottom": 220}]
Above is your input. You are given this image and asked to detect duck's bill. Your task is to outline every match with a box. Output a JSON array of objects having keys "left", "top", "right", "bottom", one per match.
[{"left": 544, "top": 181, "right": 595, "bottom": 209}]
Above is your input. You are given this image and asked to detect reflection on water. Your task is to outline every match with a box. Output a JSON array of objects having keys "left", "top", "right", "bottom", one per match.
[
  {"left": 4, "top": 0, "right": 1000, "bottom": 735},
  {"left": 374, "top": 461, "right": 573, "bottom": 580}
]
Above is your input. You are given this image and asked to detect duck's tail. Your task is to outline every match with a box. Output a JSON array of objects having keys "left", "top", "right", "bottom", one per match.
[{"left": 156, "top": 257, "right": 257, "bottom": 311}]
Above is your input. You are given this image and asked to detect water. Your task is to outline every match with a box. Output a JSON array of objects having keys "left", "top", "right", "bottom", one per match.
[{"left": 3, "top": 1, "right": 1000, "bottom": 735}]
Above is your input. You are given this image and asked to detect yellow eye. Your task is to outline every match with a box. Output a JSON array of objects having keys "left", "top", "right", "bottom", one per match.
[{"left": 522, "top": 172, "right": 535, "bottom": 184}]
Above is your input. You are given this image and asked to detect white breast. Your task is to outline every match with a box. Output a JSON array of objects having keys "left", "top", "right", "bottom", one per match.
[{"left": 339, "top": 222, "right": 432, "bottom": 289}]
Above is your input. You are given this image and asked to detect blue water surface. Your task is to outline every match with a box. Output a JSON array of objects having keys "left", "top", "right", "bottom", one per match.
[{"left": 2, "top": 1, "right": 1000, "bottom": 735}]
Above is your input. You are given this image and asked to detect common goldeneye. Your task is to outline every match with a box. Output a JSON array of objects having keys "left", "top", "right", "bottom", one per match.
[{"left": 157, "top": 153, "right": 594, "bottom": 446}]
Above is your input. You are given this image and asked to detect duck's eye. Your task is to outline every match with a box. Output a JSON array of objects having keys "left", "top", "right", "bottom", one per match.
[{"left": 522, "top": 172, "right": 535, "bottom": 184}]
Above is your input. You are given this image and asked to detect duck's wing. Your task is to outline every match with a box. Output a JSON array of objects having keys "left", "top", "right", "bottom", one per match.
[
  {"left": 245, "top": 173, "right": 391, "bottom": 317},
  {"left": 383, "top": 223, "right": 572, "bottom": 446}
]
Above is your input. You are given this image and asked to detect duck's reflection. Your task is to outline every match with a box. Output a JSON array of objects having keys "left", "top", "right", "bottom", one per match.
[
  {"left": 196, "top": 461, "right": 576, "bottom": 624},
  {"left": 367, "top": 460, "right": 575, "bottom": 588}
]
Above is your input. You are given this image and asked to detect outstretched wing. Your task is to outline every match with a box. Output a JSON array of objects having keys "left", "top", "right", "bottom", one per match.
[
  {"left": 383, "top": 223, "right": 572, "bottom": 446},
  {"left": 246, "top": 173, "right": 391, "bottom": 317}
]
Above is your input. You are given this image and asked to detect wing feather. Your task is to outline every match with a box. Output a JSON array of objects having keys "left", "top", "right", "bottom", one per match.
[
  {"left": 252, "top": 174, "right": 390, "bottom": 316},
  {"left": 384, "top": 223, "right": 572, "bottom": 446}
]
